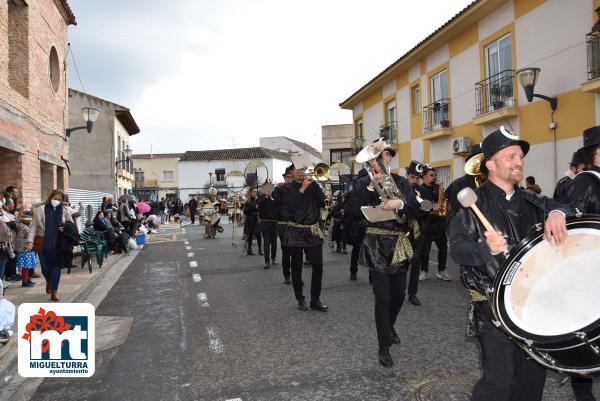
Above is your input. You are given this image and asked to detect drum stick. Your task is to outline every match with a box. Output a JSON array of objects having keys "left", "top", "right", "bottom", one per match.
[{"left": 457, "top": 188, "right": 495, "bottom": 232}]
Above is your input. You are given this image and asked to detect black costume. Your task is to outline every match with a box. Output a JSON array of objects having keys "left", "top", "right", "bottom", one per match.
[
  {"left": 343, "top": 169, "right": 370, "bottom": 280},
  {"left": 349, "top": 173, "right": 420, "bottom": 359},
  {"left": 417, "top": 181, "right": 448, "bottom": 275},
  {"left": 243, "top": 197, "right": 261, "bottom": 255},
  {"left": 280, "top": 179, "right": 326, "bottom": 310},
  {"left": 445, "top": 174, "right": 477, "bottom": 215},
  {"left": 188, "top": 198, "right": 198, "bottom": 225},
  {"left": 257, "top": 193, "right": 279, "bottom": 267},
  {"left": 567, "top": 166, "right": 600, "bottom": 213},
  {"left": 331, "top": 200, "right": 347, "bottom": 253},
  {"left": 449, "top": 180, "right": 574, "bottom": 401},
  {"left": 272, "top": 185, "right": 291, "bottom": 283}
]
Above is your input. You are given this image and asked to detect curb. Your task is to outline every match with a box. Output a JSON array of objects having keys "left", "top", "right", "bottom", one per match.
[{"left": 0, "top": 248, "right": 141, "bottom": 391}]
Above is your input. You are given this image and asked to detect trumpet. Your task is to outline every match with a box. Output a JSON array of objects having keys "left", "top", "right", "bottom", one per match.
[{"left": 290, "top": 154, "right": 330, "bottom": 182}]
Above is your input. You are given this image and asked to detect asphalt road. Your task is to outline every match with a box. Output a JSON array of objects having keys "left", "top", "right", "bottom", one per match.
[{"left": 27, "top": 220, "right": 598, "bottom": 401}]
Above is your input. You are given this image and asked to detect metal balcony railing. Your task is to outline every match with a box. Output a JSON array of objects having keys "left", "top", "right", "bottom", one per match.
[
  {"left": 423, "top": 98, "right": 450, "bottom": 133},
  {"left": 587, "top": 32, "right": 600, "bottom": 80},
  {"left": 379, "top": 121, "right": 397, "bottom": 143},
  {"left": 135, "top": 179, "right": 158, "bottom": 188},
  {"left": 475, "top": 70, "right": 515, "bottom": 116}
]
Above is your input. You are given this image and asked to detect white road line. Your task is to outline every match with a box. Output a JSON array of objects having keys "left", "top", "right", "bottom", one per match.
[
  {"left": 186, "top": 246, "right": 192, "bottom": 250},
  {"left": 184, "top": 241, "right": 189, "bottom": 245},
  {"left": 196, "top": 247, "right": 205, "bottom": 250},
  {"left": 198, "top": 292, "right": 207, "bottom": 301},
  {"left": 182, "top": 229, "right": 186, "bottom": 233},
  {"left": 226, "top": 399, "right": 242, "bottom": 401},
  {"left": 193, "top": 273, "right": 202, "bottom": 282},
  {"left": 189, "top": 261, "right": 198, "bottom": 268},
  {"left": 187, "top": 252, "right": 194, "bottom": 258},
  {"left": 207, "top": 327, "right": 224, "bottom": 353}
]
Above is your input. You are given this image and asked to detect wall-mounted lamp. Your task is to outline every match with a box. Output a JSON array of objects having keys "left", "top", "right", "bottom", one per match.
[
  {"left": 516, "top": 67, "right": 558, "bottom": 111},
  {"left": 66, "top": 107, "right": 100, "bottom": 138}
]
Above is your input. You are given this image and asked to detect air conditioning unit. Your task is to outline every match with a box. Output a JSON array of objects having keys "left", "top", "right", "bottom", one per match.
[{"left": 452, "top": 137, "right": 471, "bottom": 154}]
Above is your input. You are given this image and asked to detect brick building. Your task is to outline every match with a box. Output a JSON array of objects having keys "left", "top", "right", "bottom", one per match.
[{"left": 0, "top": 0, "right": 76, "bottom": 209}]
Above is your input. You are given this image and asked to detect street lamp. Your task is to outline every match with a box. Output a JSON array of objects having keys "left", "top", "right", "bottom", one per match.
[
  {"left": 66, "top": 107, "right": 100, "bottom": 138},
  {"left": 516, "top": 67, "right": 558, "bottom": 110}
]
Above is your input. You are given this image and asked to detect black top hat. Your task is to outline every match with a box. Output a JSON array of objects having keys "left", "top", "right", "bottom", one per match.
[
  {"left": 582, "top": 126, "right": 600, "bottom": 149},
  {"left": 421, "top": 163, "right": 434, "bottom": 175},
  {"left": 282, "top": 164, "right": 294, "bottom": 177},
  {"left": 406, "top": 160, "right": 422, "bottom": 176},
  {"left": 569, "top": 149, "right": 586, "bottom": 165},
  {"left": 466, "top": 143, "right": 482, "bottom": 162},
  {"left": 482, "top": 126, "right": 530, "bottom": 161}
]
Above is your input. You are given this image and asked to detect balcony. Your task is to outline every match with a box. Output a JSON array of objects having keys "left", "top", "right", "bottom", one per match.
[
  {"left": 582, "top": 32, "right": 600, "bottom": 93},
  {"left": 379, "top": 121, "right": 397, "bottom": 143},
  {"left": 473, "top": 70, "right": 518, "bottom": 126},
  {"left": 135, "top": 179, "right": 158, "bottom": 188},
  {"left": 214, "top": 180, "right": 226, "bottom": 187},
  {"left": 423, "top": 98, "right": 452, "bottom": 139}
]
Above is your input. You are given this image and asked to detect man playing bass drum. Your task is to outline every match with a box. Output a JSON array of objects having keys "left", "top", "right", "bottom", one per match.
[{"left": 448, "top": 127, "right": 574, "bottom": 401}]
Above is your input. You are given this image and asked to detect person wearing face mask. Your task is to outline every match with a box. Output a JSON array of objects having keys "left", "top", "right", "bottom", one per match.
[{"left": 26, "top": 190, "right": 74, "bottom": 301}]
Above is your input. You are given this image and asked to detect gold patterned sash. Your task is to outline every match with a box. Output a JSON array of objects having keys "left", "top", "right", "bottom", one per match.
[
  {"left": 288, "top": 222, "right": 324, "bottom": 239},
  {"left": 469, "top": 289, "right": 487, "bottom": 302},
  {"left": 365, "top": 227, "right": 413, "bottom": 265}
]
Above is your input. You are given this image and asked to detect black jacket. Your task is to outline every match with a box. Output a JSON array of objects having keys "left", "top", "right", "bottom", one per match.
[
  {"left": 448, "top": 180, "right": 575, "bottom": 336},
  {"left": 350, "top": 174, "right": 420, "bottom": 273},
  {"left": 58, "top": 221, "right": 79, "bottom": 268},
  {"left": 418, "top": 182, "right": 446, "bottom": 237},
  {"left": 279, "top": 180, "right": 325, "bottom": 247},
  {"left": 445, "top": 174, "right": 477, "bottom": 217},
  {"left": 566, "top": 166, "right": 600, "bottom": 214}
]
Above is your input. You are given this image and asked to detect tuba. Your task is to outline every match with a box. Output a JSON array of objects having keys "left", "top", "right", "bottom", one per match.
[
  {"left": 464, "top": 153, "right": 486, "bottom": 187},
  {"left": 355, "top": 139, "right": 406, "bottom": 223}
]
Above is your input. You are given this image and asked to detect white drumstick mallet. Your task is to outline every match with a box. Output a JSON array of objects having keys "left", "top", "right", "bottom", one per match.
[{"left": 457, "top": 187, "right": 495, "bottom": 232}]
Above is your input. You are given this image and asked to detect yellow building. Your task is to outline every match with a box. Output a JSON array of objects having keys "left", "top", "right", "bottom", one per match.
[
  {"left": 340, "top": 0, "right": 600, "bottom": 195},
  {"left": 131, "top": 153, "right": 183, "bottom": 201}
]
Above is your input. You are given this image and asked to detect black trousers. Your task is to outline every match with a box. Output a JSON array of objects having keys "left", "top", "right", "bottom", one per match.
[
  {"left": 408, "top": 235, "right": 424, "bottom": 296},
  {"left": 262, "top": 229, "right": 277, "bottom": 263},
  {"left": 278, "top": 231, "right": 291, "bottom": 279},
  {"left": 246, "top": 224, "right": 261, "bottom": 252},
  {"left": 371, "top": 269, "right": 407, "bottom": 349},
  {"left": 290, "top": 245, "right": 323, "bottom": 302},
  {"left": 349, "top": 244, "right": 360, "bottom": 274},
  {"left": 190, "top": 209, "right": 197, "bottom": 224},
  {"left": 420, "top": 232, "right": 447, "bottom": 272},
  {"left": 571, "top": 376, "right": 594, "bottom": 400},
  {"left": 471, "top": 327, "right": 546, "bottom": 401}
]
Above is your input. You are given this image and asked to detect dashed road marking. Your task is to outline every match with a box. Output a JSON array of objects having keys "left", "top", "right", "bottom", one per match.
[
  {"left": 184, "top": 240, "right": 189, "bottom": 245},
  {"left": 193, "top": 273, "right": 202, "bottom": 282},
  {"left": 226, "top": 399, "right": 242, "bottom": 401},
  {"left": 198, "top": 292, "right": 207, "bottom": 301},
  {"left": 187, "top": 252, "right": 194, "bottom": 258},
  {"left": 189, "top": 261, "right": 198, "bottom": 268},
  {"left": 182, "top": 229, "right": 186, "bottom": 233},
  {"left": 186, "top": 246, "right": 192, "bottom": 250},
  {"left": 207, "top": 327, "right": 224, "bottom": 353},
  {"left": 196, "top": 247, "right": 205, "bottom": 250}
]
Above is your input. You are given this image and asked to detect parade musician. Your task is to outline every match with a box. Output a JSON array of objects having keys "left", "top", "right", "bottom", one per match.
[
  {"left": 448, "top": 128, "right": 574, "bottom": 401},
  {"left": 256, "top": 183, "right": 279, "bottom": 269}
]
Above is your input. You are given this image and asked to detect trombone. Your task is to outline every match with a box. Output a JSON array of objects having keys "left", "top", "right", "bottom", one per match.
[{"left": 290, "top": 154, "right": 331, "bottom": 182}]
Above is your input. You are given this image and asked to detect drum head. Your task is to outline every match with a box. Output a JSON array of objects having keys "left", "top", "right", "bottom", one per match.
[{"left": 496, "top": 218, "right": 600, "bottom": 339}]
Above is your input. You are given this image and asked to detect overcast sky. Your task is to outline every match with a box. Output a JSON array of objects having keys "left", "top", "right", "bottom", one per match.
[{"left": 67, "top": 0, "right": 474, "bottom": 154}]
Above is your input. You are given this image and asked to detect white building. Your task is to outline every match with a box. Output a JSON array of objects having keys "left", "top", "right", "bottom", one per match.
[
  {"left": 178, "top": 147, "right": 292, "bottom": 201},
  {"left": 260, "top": 136, "right": 322, "bottom": 165}
]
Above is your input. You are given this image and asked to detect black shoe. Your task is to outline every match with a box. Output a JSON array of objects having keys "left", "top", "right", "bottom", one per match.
[
  {"left": 258, "top": 250, "right": 264, "bottom": 256},
  {"left": 310, "top": 300, "right": 328, "bottom": 312},
  {"left": 408, "top": 295, "right": 421, "bottom": 306},
  {"left": 378, "top": 347, "right": 394, "bottom": 368},
  {"left": 284, "top": 276, "right": 291, "bottom": 284},
  {"left": 298, "top": 300, "right": 308, "bottom": 311},
  {"left": 272, "top": 259, "right": 278, "bottom": 265},
  {"left": 350, "top": 272, "right": 357, "bottom": 281},
  {"left": 342, "top": 249, "right": 348, "bottom": 254},
  {"left": 303, "top": 261, "right": 311, "bottom": 266},
  {"left": 263, "top": 263, "right": 270, "bottom": 270},
  {"left": 22, "top": 280, "right": 35, "bottom": 288},
  {"left": 336, "top": 247, "right": 342, "bottom": 253},
  {"left": 247, "top": 251, "right": 255, "bottom": 255},
  {"left": 390, "top": 328, "right": 401, "bottom": 345}
]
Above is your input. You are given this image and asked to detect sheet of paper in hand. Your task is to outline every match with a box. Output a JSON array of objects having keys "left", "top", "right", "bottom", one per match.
[{"left": 361, "top": 206, "right": 396, "bottom": 223}]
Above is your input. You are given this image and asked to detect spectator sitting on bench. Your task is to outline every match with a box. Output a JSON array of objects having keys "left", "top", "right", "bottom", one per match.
[
  {"left": 106, "top": 212, "right": 129, "bottom": 254},
  {"left": 93, "top": 211, "right": 117, "bottom": 255}
]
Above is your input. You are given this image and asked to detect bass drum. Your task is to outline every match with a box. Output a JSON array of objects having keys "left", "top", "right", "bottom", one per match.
[{"left": 492, "top": 216, "right": 600, "bottom": 374}]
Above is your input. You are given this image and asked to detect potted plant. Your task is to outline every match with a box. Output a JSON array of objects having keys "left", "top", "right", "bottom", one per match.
[
  {"left": 493, "top": 100, "right": 505, "bottom": 110},
  {"left": 440, "top": 119, "right": 450, "bottom": 128}
]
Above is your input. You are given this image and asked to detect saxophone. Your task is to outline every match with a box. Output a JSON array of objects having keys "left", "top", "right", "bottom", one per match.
[{"left": 434, "top": 180, "right": 449, "bottom": 217}]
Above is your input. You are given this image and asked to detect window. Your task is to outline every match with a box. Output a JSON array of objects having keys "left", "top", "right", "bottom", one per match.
[
  {"left": 386, "top": 101, "right": 396, "bottom": 124},
  {"left": 430, "top": 70, "right": 448, "bottom": 103},
  {"left": 135, "top": 171, "right": 145, "bottom": 182},
  {"left": 330, "top": 149, "right": 353, "bottom": 168},
  {"left": 162, "top": 171, "right": 174, "bottom": 181},
  {"left": 383, "top": 101, "right": 397, "bottom": 142},
  {"left": 356, "top": 119, "right": 363, "bottom": 140},
  {"left": 49, "top": 46, "right": 60, "bottom": 93},
  {"left": 435, "top": 165, "right": 451, "bottom": 189},
  {"left": 486, "top": 34, "right": 512, "bottom": 78},
  {"left": 411, "top": 85, "right": 421, "bottom": 115},
  {"left": 215, "top": 168, "right": 225, "bottom": 181}
]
